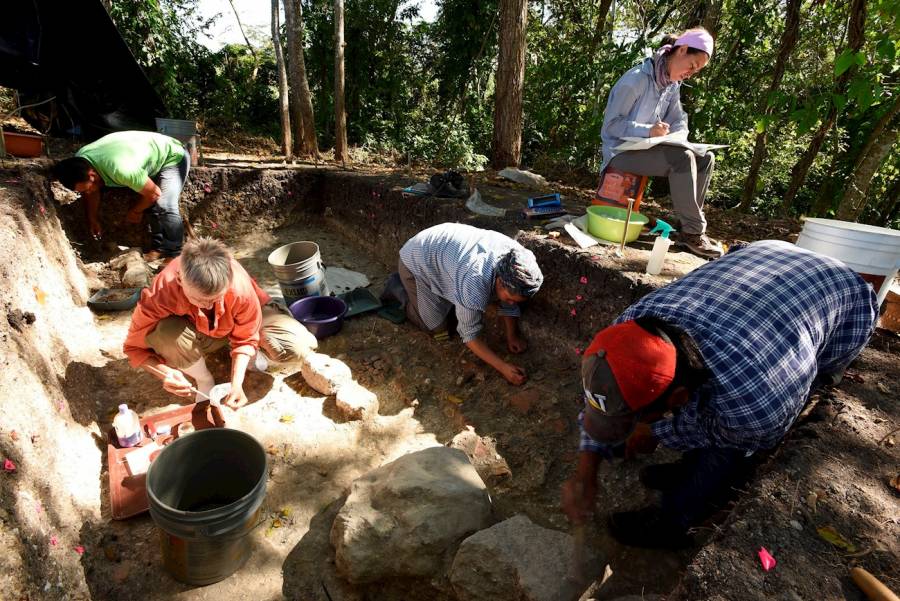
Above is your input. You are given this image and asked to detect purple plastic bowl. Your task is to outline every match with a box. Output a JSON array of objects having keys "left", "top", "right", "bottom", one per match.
[{"left": 288, "top": 296, "right": 348, "bottom": 339}]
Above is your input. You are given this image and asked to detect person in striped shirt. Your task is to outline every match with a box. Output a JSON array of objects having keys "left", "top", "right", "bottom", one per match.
[
  {"left": 561, "top": 240, "right": 878, "bottom": 549},
  {"left": 398, "top": 223, "right": 544, "bottom": 385}
]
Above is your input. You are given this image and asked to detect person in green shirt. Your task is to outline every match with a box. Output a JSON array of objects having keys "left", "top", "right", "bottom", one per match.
[{"left": 53, "top": 131, "right": 190, "bottom": 260}]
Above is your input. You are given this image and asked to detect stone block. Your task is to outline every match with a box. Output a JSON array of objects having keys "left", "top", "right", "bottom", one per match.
[
  {"left": 335, "top": 382, "right": 379, "bottom": 420},
  {"left": 450, "top": 515, "right": 595, "bottom": 601},
  {"left": 301, "top": 352, "right": 353, "bottom": 395},
  {"left": 331, "top": 447, "right": 493, "bottom": 583}
]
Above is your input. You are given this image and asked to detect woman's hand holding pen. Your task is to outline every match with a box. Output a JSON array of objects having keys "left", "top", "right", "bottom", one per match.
[{"left": 649, "top": 121, "right": 670, "bottom": 137}]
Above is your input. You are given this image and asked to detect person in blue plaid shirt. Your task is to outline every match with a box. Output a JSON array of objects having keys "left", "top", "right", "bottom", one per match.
[
  {"left": 397, "top": 223, "right": 543, "bottom": 385},
  {"left": 561, "top": 240, "right": 878, "bottom": 549}
]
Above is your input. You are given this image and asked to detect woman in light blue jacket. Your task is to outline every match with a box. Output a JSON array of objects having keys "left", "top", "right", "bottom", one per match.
[{"left": 600, "top": 28, "right": 721, "bottom": 259}]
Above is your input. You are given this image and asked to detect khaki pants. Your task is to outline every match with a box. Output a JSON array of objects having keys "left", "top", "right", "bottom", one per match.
[{"left": 145, "top": 303, "right": 312, "bottom": 369}]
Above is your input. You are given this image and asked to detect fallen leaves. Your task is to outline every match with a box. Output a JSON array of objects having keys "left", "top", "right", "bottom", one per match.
[
  {"left": 3, "top": 458, "right": 16, "bottom": 472},
  {"left": 33, "top": 286, "right": 46, "bottom": 305},
  {"left": 806, "top": 491, "right": 818, "bottom": 513},
  {"left": 579, "top": 276, "right": 588, "bottom": 284},
  {"left": 446, "top": 395, "right": 464, "bottom": 405},
  {"left": 816, "top": 525, "right": 857, "bottom": 553},
  {"left": 74, "top": 545, "right": 85, "bottom": 555},
  {"left": 279, "top": 414, "right": 294, "bottom": 424},
  {"left": 876, "top": 381, "right": 890, "bottom": 394}
]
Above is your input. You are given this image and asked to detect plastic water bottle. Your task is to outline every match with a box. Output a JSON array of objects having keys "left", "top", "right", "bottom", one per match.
[
  {"left": 646, "top": 220, "right": 675, "bottom": 276},
  {"left": 113, "top": 404, "right": 142, "bottom": 448}
]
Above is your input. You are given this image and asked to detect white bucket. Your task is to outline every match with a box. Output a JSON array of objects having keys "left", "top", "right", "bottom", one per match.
[
  {"left": 267, "top": 241, "right": 331, "bottom": 306},
  {"left": 796, "top": 218, "right": 900, "bottom": 306}
]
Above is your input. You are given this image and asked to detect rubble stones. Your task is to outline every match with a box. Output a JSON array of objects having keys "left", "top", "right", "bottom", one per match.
[
  {"left": 335, "top": 382, "right": 379, "bottom": 420},
  {"left": 449, "top": 515, "right": 589, "bottom": 601},
  {"left": 301, "top": 352, "right": 353, "bottom": 395},
  {"left": 449, "top": 427, "right": 512, "bottom": 486},
  {"left": 330, "top": 447, "right": 492, "bottom": 583}
]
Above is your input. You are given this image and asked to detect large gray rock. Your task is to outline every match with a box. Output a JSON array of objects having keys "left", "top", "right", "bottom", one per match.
[
  {"left": 330, "top": 447, "right": 493, "bottom": 584},
  {"left": 449, "top": 515, "right": 592, "bottom": 601}
]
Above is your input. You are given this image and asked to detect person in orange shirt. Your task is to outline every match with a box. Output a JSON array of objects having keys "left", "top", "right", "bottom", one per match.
[{"left": 123, "top": 237, "right": 317, "bottom": 408}]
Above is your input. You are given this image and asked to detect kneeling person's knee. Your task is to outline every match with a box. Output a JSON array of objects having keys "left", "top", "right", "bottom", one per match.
[{"left": 260, "top": 307, "right": 318, "bottom": 362}]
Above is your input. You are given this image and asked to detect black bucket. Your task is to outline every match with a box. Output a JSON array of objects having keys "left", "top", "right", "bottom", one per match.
[{"left": 146, "top": 429, "right": 267, "bottom": 585}]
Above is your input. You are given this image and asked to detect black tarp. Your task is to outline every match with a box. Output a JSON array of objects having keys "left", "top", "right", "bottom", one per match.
[{"left": 0, "top": 0, "right": 167, "bottom": 136}]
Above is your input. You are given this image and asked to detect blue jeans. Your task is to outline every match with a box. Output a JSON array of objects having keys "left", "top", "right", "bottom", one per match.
[
  {"left": 661, "top": 447, "right": 754, "bottom": 532},
  {"left": 148, "top": 153, "right": 189, "bottom": 256}
]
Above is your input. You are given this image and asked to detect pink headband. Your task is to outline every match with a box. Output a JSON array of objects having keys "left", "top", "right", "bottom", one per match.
[{"left": 674, "top": 30, "right": 714, "bottom": 57}]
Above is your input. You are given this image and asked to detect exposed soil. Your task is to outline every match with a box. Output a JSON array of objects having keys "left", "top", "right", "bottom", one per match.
[{"left": 0, "top": 158, "right": 896, "bottom": 601}]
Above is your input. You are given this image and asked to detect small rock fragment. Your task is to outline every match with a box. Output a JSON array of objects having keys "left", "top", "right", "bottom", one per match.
[
  {"left": 335, "top": 382, "right": 379, "bottom": 421},
  {"left": 450, "top": 427, "right": 512, "bottom": 486},
  {"left": 301, "top": 353, "right": 353, "bottom": 395}
]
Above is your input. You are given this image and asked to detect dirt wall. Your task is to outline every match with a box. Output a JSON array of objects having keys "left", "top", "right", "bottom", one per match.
[{"left": 0, "top": 169, "right": 103, "bottom": 600}]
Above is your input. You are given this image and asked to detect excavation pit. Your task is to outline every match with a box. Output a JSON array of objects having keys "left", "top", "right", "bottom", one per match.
[{"left": 0, "top": 162, "right": 897, "bottom": 601}]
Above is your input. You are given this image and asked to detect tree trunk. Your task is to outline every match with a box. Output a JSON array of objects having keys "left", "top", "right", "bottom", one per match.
[
  {"left": 228, "top": 0, "right": 259, "bottom": 79},
  {"left": 284, "top": 0, "right": 319, "bottom": 157},
  {"left": 334, "top": 0, "right": 348, "bottom": 164},
  {"left": 781, "top": 0, "right": 867, "bottom": 212},
  {"left": 491, "top": 0, "right": 528, "bottom": 169},
  {"left": 738, "top": 0, "right": 801, "bottom": 212},
  {"left": 835, "top": 98, "right": 900, "bottom": 220},
  {"left": 682, "top": 0, "right": 722, "bottom": 35},
  {"left": 272, "top": 0, "right": 292, "bottom": 158}
]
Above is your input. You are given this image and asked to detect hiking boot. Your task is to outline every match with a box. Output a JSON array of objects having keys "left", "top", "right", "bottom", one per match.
[
  {"left": 639, "top": 462, "right": 689, "bottom": 491},
  {"left": 677, "top": 233, "right": 724, "bottom": 259},
  {"left": 608, "top": 506, "right": 693, "bottom": 549}
]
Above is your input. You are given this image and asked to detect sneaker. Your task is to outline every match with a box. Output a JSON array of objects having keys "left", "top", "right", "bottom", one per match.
[
  {"left": 677, "top": 233, "right": 724, "bottom": 260},
  {"left": 608, "top": 506, "right": 693, "bottom": 549},
  {"left": 638, "top": 462, "right": 689, "bottom": 491}
]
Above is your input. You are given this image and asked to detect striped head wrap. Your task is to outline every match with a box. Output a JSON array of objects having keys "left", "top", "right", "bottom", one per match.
[{"left": 496, "top": 248, "right": 543, "bottom": 298}]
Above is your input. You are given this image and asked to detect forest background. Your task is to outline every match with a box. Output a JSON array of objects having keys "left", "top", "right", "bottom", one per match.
[{"left": 94, "top": 0, "right": 900, "bottom": 225}]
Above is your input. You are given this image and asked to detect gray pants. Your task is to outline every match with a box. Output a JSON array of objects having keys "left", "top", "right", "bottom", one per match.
[
  {"left": 148, "top": 153, "right": 189, "bottom": 256},
  {"left": 609, "top": 147, "right": 715, "bottom": 235},
  {"left": 398, "top": 259, "right": 436, "bottom": 332}
]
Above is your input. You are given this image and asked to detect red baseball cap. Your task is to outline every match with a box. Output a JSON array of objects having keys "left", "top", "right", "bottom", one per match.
[{"left": 581, "top": 320, "right": 676, "bottom": 443}]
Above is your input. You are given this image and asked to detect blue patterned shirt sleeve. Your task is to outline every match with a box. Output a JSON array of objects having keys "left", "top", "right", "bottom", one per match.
[{"left": 577, "top": 410, "right": 616, "bottom": 459}]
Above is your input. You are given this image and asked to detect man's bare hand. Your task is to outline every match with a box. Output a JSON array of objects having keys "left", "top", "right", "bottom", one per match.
[
  {"left": 223, "top": 385, "right": 249, "bottom": 409},
  {"left": 507, "top": 334, "right": 528, "bottom": 354},
  {"left": 499, "top": 362, "right": 527, "bottom": 385},
  {"left": 161, "top": 368, "right": 193, "bottom": 397}
]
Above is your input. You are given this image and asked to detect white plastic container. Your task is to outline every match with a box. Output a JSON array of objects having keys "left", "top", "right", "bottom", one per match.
[
  {"left": 796, "top": 218, "right": 900, "bottom": 306},
  {"left": 646, "top": 236, "right": 673, "bottom": 275},
  {"left": 113, "top": 404, "right": 142, "bottom": 448}
]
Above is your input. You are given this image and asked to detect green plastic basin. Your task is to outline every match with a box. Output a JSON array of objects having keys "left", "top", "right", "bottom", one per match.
[{"left": 586, "top": 205, "right": 649, "bottom": 243}]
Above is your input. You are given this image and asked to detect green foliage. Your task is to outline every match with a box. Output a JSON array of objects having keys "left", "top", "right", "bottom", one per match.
[{"left": 106, "top": 0, "right": 899, "bottom": 224}]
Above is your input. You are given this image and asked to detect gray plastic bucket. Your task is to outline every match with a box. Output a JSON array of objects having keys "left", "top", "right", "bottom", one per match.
[
  {"left": 146, "top": 429, "right": 267, "bottom": 585},
  {"left": 267, "top": 241, "right": 330, "bottom": 305}
]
